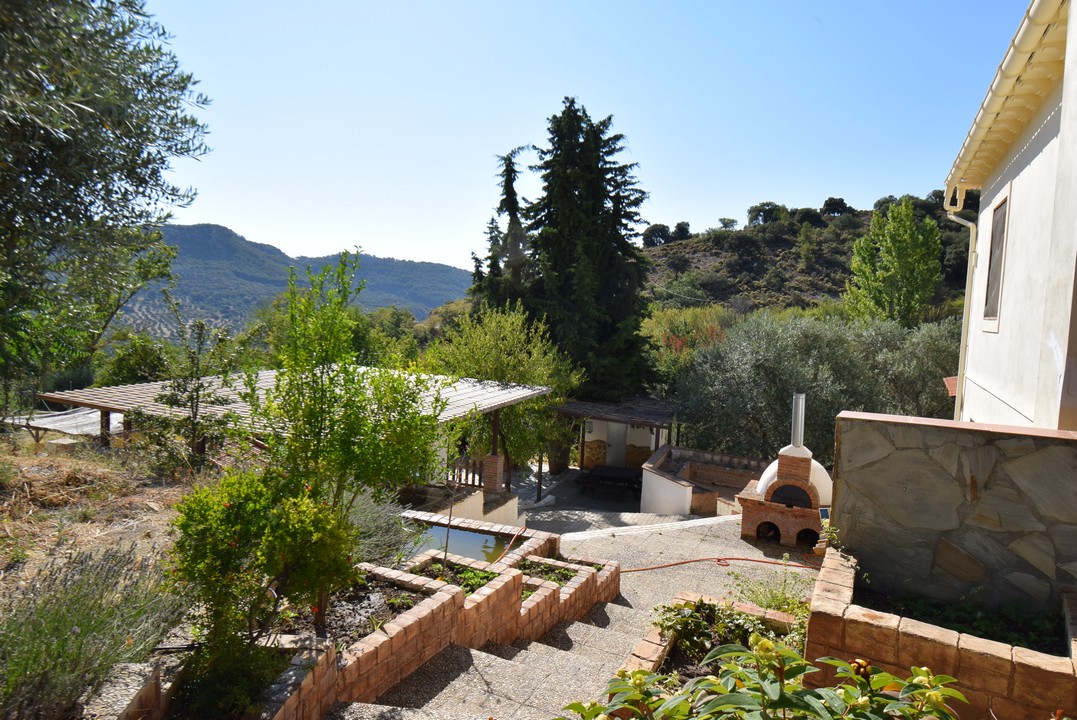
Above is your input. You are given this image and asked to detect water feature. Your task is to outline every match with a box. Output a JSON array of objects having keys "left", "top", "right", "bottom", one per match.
[{"left": 410, "top": 525, "right": 514, "bottom": 563}]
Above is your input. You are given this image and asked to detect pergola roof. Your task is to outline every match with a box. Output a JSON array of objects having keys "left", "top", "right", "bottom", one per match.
[
  {"left": 557, "top": 397, "right": 675, "bottom": 428},
  {"left": 37, "top": 369, "right": 551, "bottom": 427}
]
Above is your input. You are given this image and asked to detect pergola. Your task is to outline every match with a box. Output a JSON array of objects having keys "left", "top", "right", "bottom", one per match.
[
  {"left": 557, "top": 396, "right": 676, "bottom": 466},
  {"left": 37, "top": 369, "right": 551, "bottom": 453}
]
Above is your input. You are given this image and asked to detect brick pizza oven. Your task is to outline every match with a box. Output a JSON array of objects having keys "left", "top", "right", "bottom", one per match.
[{"left": 737, "top": 393, "right": 832, "bottom": 548}]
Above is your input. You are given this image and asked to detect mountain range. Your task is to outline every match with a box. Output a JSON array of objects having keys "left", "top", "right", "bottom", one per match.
[{"left": 121, "top": 224, "right": 472, "bottom": 337}]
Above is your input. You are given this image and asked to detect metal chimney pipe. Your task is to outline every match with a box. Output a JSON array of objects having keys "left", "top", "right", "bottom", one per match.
[{"left": 791, "top": 392, "right": 805, "bottom": 447}]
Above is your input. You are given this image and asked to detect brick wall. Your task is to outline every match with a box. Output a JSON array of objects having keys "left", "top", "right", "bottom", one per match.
[
  {"left": 264, "top": 644, "right": 337, "bottom": 720},
  {"left": 738, "top": 493, "right": 821, "bottom": 548},
  {"left": 686, "top": 462, "right": 758, "bottom": 489},
  {"left": 407, "top": 550, "right": 523, "bottom": 649},
  {"left": 517, "top": 577, "right": 562, "bottom": 642},
  {"left": 114, "top": 666, "right": 163, "bottom": 720},
  {"left": 805, "top": 548, "right": 1077, "bottom": 720},
  {"left": 336, "top": 563, "right": 465, "bottom": 704}
]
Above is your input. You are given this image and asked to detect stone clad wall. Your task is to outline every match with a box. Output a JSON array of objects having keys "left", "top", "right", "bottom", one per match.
[{"left": 832, "top": 411, "right": 1077, "bottom": 610}]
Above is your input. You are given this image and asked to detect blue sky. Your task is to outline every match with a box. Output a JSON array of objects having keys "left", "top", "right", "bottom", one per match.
[{"left": 147, "top": 2, "right": 1024, "bottom": 270}]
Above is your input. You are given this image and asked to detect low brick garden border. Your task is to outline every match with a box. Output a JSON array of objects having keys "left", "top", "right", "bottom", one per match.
[
  {"left": 335, "top": 562, "right": 465, "bottom": 705},
  {"left": 107, "top": 515, "right": 623, "bottom": 718},
  {"left": 407, "top": 549, "right": 523, "bottom": 648},
  {"left": 518, "top": 576, "right": 562, "bottom": 642},
  {"left": 805, "top": 548, "right": 1077, "bottom": 720},
  {"left": 562, "top": 553, "right": 621, "bottom": 604},
  {"left": 622, "top": 591, "right": 794, "bottom": 673}
]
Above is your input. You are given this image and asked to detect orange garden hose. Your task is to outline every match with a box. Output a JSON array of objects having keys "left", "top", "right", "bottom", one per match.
[
  {"left": 493, "top": 525, "right": 528, "bottom": 565},
  {"left": 621, "top": 555, "right": 821, "bottom": 574}
]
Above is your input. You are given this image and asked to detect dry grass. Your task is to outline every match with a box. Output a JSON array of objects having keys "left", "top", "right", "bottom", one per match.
[{"left": 0, "top": 430, "right": 187, "bottom": 594}]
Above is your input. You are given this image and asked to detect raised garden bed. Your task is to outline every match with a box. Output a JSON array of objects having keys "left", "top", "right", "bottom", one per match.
[
  {"left": 622, "top": 590, "right": 795, "bottom": 677},
  {"left": 512, "top": 554, "right": 597, "bottom": 622},
  {"left": 855, "top": 582, "right": 1066, "bottom": 656},
  {"left": 276, "top": 575, "right": 426, "bottom": 645},
  {"left": 805, "top": 548, "right": 1077, "bottom": 720},
  {"left": 408, "top": 549, "right": 522, "bottom": 647},
  {"left": 518, "top": 576, "right": 562, "bottom": 642}
]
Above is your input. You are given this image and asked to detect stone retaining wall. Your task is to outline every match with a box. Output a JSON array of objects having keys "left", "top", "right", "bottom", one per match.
[
  {"left": 805, "top": 548, "right": 1077, "bottom": 720},
  {"left": 833, "top": 411, "right": 1077, "bottom": 610}
]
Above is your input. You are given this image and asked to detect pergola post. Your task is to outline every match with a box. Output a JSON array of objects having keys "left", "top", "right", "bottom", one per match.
[
  {"left": 536, "top": 451, "right": 543, "bottom": 502},
  {"left": 98, "top": 410, "right": 111, "bottom": 448},
  {"left": 578, "top": 421, "right": 586, "bottom": 470}
]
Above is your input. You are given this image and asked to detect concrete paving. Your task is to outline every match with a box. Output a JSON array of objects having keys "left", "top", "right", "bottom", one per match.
[{"left": 331, "top": 503, "right": 819, "bottom": 720}]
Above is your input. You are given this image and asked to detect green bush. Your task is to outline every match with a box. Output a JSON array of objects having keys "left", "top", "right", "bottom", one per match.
[
  {"left": 0, "top": 545, "right": 186, "bottom": 719},
  {"left": 560, "top": 637, "right": 967, "bottom": 720},
  {"left": 730, "top": 562, "right": 812, "bottom": 652}
]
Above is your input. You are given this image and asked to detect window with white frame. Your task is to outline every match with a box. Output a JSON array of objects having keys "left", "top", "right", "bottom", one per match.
[{"left": 983, "top": 198, "right": 1008, "bottom": 324}]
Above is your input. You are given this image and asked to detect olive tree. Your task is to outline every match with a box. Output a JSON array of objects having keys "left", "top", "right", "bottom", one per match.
[{"left": 0, "top": 0, "right": 208, "bottom": 417}]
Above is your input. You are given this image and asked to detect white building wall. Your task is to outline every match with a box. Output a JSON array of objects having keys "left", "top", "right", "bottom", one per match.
[
  {"left": 627, "top": 426, "right": 651, "bottom": 447},
  {"left": 640, "top": 468, "right": 692, "bottom": 515},
  {"left": 961, "top": 83, "right": 1066, "bottom": 426}
]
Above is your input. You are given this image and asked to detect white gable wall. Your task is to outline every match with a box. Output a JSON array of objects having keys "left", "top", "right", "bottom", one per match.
[{"left": 962, "top": 84, "right": 1064, "bottom": 425}]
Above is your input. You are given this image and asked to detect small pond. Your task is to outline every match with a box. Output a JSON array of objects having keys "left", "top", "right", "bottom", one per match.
[{"left": 411, "top": 525, "right": 514, "bottom": 563}]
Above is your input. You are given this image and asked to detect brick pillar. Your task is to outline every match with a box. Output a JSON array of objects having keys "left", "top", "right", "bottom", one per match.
[{"left": 482, "top": 454, "right": 505, "bottom": 490}]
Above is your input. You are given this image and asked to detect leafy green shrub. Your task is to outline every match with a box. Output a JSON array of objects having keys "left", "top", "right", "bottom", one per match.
[
  {"left": 560, "top": 637, "right": 967, "bottom": 720},
  {"left": 171, "top": 469, "right": 356, "bottom": 647},
  {"left": 171, "top": 640, "right": 290, "bottom": 718},
  {"left": 0, "top": 545, "right": 186, "bottom": 719},
  {"left": 731, "top": 562, "right": 812, "bottom": 652},
  {"left": 654, "top": 599, "right": 768, "bottom": 665}
]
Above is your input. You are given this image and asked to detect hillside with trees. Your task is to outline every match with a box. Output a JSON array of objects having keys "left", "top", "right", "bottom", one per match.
[
  {"left": 121, "top": 224, "right": 472, "bottom": 336},
  {"left": 641, "top": 192, "right": 977, "bottom": 314}
]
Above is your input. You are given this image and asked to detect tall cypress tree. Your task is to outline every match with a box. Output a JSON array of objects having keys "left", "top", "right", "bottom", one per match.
[
  {"left": 471, "top": 98, "right": 649, "bottom": 401},
  {"left": 471, "top": 148, "right": 531, "bottom": 307},
  {"left": 526, "top": 98, "right": 649, "bottom": 400}
]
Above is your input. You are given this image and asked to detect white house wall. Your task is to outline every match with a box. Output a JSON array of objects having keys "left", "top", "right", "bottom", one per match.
[
  {"left": 962, "top": 82, "right": 1066, "bottom": 426},
  {"left": 1048, "top": 7, "right": 1077, "bottom": 430}
]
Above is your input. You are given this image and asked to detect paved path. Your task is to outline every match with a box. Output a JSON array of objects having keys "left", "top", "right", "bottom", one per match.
[{"left": 330, "top": 512, "right": 818, "bottom": 720}]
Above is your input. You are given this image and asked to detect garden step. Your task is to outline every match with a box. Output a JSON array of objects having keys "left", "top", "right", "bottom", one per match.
[
  {"left": 578, "top": 599, "right": 656, "bottom": 635},
  {"left": 537, "top": 616, "right": 645, "bottom": 667},
  {"left": 482, "top": 637, "right": 616, "bottom": 676},
  {"left": 326, "top": 701, "right": 442, "bottom": 720},
  {"left": 371, "top": 643, "right": 609, "bottom": 719}
]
